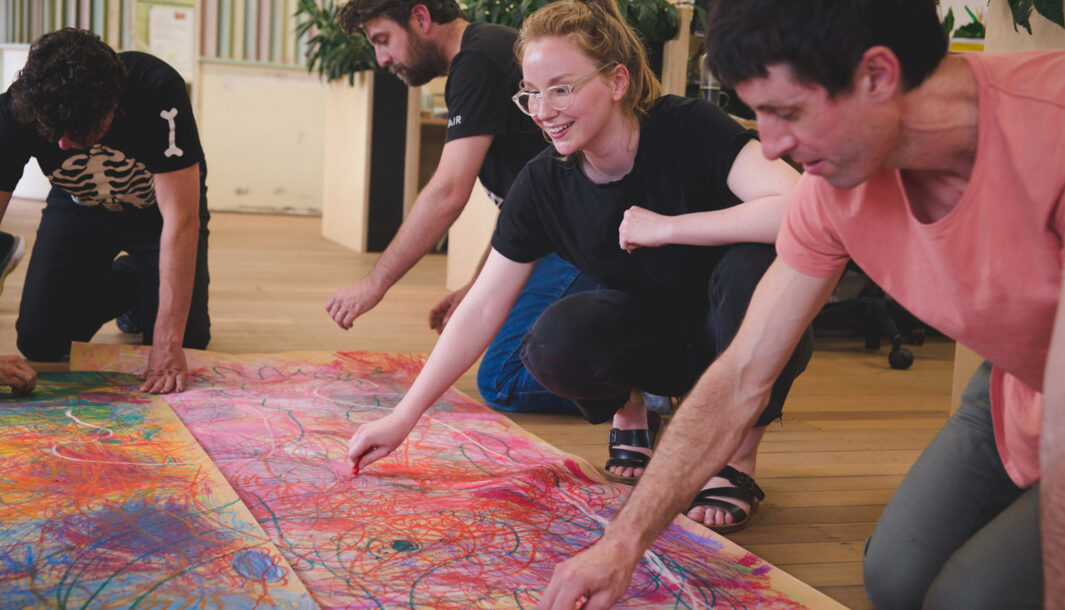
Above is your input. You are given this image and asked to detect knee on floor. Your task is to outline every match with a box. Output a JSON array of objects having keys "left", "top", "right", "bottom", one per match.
[
  {"left": 476, "top": 361, "right": 514, "bottom": 407},
  {"left": 15, "top": 331, "right": 69, "bottom": 362},
  {"left": 862, "top": 539, "right": 935, "bottom": 610}
]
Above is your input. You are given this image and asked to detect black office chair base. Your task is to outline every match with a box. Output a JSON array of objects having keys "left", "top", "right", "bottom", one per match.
[{"left": 817, "top": 283, "right": 929, "bottom": 370}]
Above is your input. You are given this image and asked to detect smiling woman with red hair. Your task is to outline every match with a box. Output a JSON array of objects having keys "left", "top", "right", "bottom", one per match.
[{"left": 346, "top": 0, "right": 806, "bottom": 536}]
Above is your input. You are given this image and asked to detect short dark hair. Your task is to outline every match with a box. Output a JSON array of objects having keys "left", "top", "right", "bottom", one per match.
[
  {"left": 705, "top": 0, "right": 947, "bottom": 97},
  {"left": 338, "top": 0, "right": 464, "bottom": 35},
  {"left": 9, "top": 28, "right": 126, "bottom": 144}
]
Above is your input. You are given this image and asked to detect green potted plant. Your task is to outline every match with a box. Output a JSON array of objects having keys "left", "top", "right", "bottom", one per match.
[
  {"left": 616, "top": 0, "right": 682, "bottom": 45},
  {"left": 296, "top": 0, "right": 379, "bottom": 84},
  {"left": 463, "top": 0, "right": 553, "bottom": 28}
]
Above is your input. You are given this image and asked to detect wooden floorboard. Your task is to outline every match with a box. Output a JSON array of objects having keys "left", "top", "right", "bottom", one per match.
[{"left": 0, "top": 199, "right": 958, "bottom": 609}]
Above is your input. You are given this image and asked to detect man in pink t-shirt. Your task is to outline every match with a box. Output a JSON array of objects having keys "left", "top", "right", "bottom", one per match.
[{"left": 536, "top": 1, "right": 1064, "bottom": 609}]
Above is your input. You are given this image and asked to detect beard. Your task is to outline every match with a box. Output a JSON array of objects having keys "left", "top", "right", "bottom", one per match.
[{"left": 390, "top": 35, "right": 449, "bottom": 87}]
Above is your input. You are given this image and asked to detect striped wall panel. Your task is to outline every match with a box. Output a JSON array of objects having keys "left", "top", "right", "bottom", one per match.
[{"left": 2, "top": 0, "right": 309, "bottom": 68}]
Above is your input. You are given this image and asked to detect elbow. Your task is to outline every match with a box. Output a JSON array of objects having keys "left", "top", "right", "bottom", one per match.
[
  {"left": 162, "top": 209, "right": 200, "bottom": 242},
  {"left": 427, "top": 173, "right": 476, "bottom": 217},
  {"left": 438, "top": 186, "right": 473, "bottom": 221}
]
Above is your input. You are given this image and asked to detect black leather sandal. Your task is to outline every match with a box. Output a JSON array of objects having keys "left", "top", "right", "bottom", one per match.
[
  {"left": 685, "top": 465, "right": 765, "bottom": 534},
  {"left": 602, "top": 411, "right": 661, "bottom": 485}
]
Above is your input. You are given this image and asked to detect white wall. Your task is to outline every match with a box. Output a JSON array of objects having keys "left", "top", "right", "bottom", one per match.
[{"left": 197, "top": 61, "right": 326, "bottom": 215}]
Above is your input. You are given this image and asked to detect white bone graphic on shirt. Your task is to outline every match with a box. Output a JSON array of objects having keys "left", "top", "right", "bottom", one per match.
[{"left": 160, "top": 108, "right": 184, "bottom": 158}]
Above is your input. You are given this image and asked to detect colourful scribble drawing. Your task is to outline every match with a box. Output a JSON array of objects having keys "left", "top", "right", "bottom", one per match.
[
  {"left": 70, "top": 343, "right": 844, "bottom": 609},
  {"left": 0, "top": 371, "right": 314, "bottom": 608}
]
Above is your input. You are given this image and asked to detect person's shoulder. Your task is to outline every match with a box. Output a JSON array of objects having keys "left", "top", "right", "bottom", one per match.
[
  {"left": 462, "top": 22, "right": 519, "bottom": 49},
  {"left": 651, "top": 94, "right": 699, "bottom": 112},
  {"left": 0, "top": 91, "right": 15, "bottom": 127},
  {"left": 966, "top": 50, "right": 1065, "bottom": 105},
  {"left": 0, "top": 90, "right": 34, "bottom": 142},
  {"left": 646, "top": 94, "right": 727, "bottom": 124},
  {"left": 644, "top": 94, "right": 746, "bottom": 141},
  {"left": 453, "top": 22, "right": 519, "bottom": 68},
  {"left": 120, "top": 51, "right": 183, "bottom": 78},
  {"left": 120, "top": 52, "right": 187, "bottom": 92},
  {"left": 510, "top": 146, "right": 568, "bottom": 191}
]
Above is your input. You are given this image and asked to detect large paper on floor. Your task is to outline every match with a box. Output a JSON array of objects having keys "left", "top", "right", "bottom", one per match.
[
  {"left": 71, "top": 343, "right": 844, "bottom": 609},
  {"left": 0, "top": 371, "right": 314, "bottom": 608}
]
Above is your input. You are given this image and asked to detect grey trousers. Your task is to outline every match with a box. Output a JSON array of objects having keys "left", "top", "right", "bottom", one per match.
[{"left": 863, "top": 361, "right": 1042, "bottom": 609}]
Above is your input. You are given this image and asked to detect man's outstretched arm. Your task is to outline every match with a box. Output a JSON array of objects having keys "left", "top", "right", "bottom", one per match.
[
  {"left": 538, "top": 259, "right": 842, "bottom": 610},
  {"left": 326, "top": 134, "right": 493, "bottom": 329}
]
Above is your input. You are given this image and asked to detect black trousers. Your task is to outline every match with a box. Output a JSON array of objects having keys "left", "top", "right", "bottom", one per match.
[
  {"left": 520, "top": 243, "right": 813, "bottom": 425},
  {"left": 16, "top": 191, "right": 211, "bottom": 361}
]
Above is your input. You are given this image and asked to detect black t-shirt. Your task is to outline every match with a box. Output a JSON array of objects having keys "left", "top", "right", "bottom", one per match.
[
  {"left": 492, "top": 95, "right": 756, "bottom": 317},
  {"left": 444, "top": 22, "right": 546, "bottom": 205},
  {"left": 0, "top": 51, "right": 207, "bottom": 221}
]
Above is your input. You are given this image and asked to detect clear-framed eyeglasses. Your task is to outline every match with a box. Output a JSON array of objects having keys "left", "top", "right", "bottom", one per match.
[{"left": 511, "top": 63, "right": 617, "bottom": 116}]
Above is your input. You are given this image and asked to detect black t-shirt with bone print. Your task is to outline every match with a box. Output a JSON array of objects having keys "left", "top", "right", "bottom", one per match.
[{"left": 0, "top": 51, "right": 207, "bottom": 221}]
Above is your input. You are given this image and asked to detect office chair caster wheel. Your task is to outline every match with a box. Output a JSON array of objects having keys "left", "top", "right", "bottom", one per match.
[{"left": 889, "top": 347, "right": 914, "bottom": 370}]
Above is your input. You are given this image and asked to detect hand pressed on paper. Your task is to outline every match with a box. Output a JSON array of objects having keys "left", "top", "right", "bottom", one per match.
[
  {"left": 326, "top": 278, "right": 386, "bottom": 330},
  {"left": 141, "top": 342, "right": 187, "bottom": 394},
  {"left": 347, "top": 412, "right": 419, "bottom": 472},
  {"left": 0, "top": 355, "right": 36, "bottom": 396},
  {"left": 429, "top": 283, "right": 471, "bottom": 333},
  {"left": 618, "top": 206, "right": 674, "bottom": 253}
]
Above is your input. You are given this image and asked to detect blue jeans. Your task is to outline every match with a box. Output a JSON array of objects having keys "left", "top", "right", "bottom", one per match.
[
  {"left": 863, "top": 361, "right": 1042, "bottom": 609},
  {"left": 477, "top": 253, "right": 599, "bottom": 413}
]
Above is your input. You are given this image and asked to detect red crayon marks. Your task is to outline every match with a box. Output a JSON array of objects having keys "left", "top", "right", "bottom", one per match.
[{"left": 738, "top": 553, "right": 760, "bottom": 567}]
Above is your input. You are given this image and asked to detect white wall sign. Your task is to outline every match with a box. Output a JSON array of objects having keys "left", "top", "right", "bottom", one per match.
[{"left": 149, "top": 6, "right": 195, "bottom": 82}]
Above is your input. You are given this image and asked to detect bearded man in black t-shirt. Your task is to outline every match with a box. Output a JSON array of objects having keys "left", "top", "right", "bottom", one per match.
[
  {"left": 327, "top": 0, "right": 601, "bottom": 415},
  {"left": 0, "top": 28, "right": 210, "bottom": 395}
]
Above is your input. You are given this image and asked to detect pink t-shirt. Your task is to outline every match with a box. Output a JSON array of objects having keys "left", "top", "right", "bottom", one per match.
[{"left": 777, "top": 51, "right": 1065, "bottom": 488}]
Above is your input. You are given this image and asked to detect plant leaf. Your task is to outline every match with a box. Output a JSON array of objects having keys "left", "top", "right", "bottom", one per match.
[
  {"left": 1034, "top": 0, "right": 1065, "bottom": 26},
  {"left": 293, "top": 0, "right": 378, "bottom": 82},
  {"left": 1008, "top": 0, "right": 1035, "bottom": 33}
]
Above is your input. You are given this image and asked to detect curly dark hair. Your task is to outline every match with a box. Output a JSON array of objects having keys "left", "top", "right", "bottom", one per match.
[
  {"left": 9, "top": 28, "right": 126, "bottom": 144},
  {"left": 338, "top": 0, "right": 463, "bottom": 36}
]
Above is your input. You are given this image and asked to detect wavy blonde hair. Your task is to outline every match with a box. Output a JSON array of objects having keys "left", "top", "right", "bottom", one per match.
[{"left": 516, "top": 0, "right": 661, "bottom": 121}]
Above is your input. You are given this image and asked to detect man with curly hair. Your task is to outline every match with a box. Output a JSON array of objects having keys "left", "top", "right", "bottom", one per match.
[{"left": 0, "top": 28, "right": 210, "bottom": 394}]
